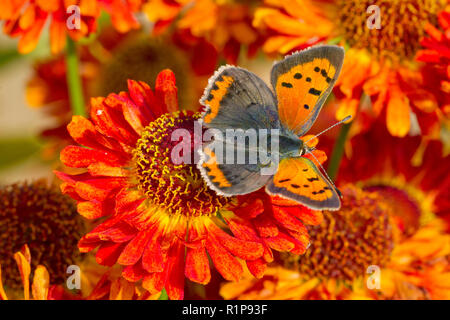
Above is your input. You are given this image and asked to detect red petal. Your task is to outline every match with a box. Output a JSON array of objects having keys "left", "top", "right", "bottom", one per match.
[
  {"left": 122, "top": 262, "right": 147, "bottom": 282},
  {"left": 264, "top": 234, "right": 295, "bottom": 252},
  {"left": 61, "top": 145, "right": 125, "bottom": 168},
  {"left": 90, "top": 97, "right": 139, "bottom": 146},
  {"left": 272, "top": 206, "right": 308, "bottom": 234},
  {"left": 206, "top": 236, "right": 242, "bottom": 282},
  {"left": 155, "top": 69, "right": 178, "bottom": 113},
  {"left": 142, "top": 270, "right": 168, "bottom": 294},
  {"left": 95, "top": 242, "right": 126, "bottom": 266},
  {"left": 246, "top": 258, "right": 266, "bottom": 278},
  {"left": 185, "top": 246, "right": 211, "bottom": 284},
  {"left": 117, "top": 231, "right": 152, "bottom": 266},
  {"left": 142, "top": 231, "right": 165, "bottom": 273},
  {"left": 67, "top": 116, "right": 126, "bottom": 155},
  {"left": 126, "top": 80, "right": 156, "bottom": 122},
  {"left": 165, "top": 242, "right": 185, "bottom": 300},
  {"left": 253, "top": 214, "right": 279, "bottom": 237},
  {"left": 209, "top": 224, "right": 263, "bottom": 260},
  {"left": 281, "top": 206, "right": 323, "bottom": 226}
]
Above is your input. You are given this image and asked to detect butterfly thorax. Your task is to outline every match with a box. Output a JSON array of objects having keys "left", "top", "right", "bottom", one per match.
[{"left": 278, "top": 129, "right": 304, "bottom": 159}]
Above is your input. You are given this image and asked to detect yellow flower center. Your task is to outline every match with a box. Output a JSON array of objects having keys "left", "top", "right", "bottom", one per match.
[
  {"left": 337, "top": 0, "right": 445, "bottom": 61},
  {"left": 133, "top": 111, "right": 230, "bottom": 217},
  {"left": 282, "top": 185, "right": 395, "bottom": 284},
  {"left": 0, "top": 181, "right": 84, "bottom": 290}
]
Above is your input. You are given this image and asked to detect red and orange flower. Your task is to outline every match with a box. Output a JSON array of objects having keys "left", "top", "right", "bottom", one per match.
[
  {"left": 253, "top": 0, "right": 449, "bottom": 138},
  {"left": 0, "top": 0, "right": 144, "bottom": 54},
  {"left": 56, "top": 69, "right": 323, "bottom": 299},
  {"left": 144, "top": 0, "right": 263, "bottom": 67}
]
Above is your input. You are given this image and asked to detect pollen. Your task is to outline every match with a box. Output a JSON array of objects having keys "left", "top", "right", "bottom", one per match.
[
  {"left": 282, "top": 185, "right": 395, "bottom": 284},
  {"left": 132, "top": 110, "right": 230, "bottom": 217},
  {"left": 337, "top": 0, "right": 445, "bottom": 62}
]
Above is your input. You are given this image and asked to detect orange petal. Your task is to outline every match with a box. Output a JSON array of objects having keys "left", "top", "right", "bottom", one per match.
[
  {"left": 14, "top": 245, "right": 32, "bottom": 300},
  {"left": 31, "top": 265, "right": 49, "bottom": 300},
  {"left": 387, "top": 90, "right": 411, "bottom": 137}
]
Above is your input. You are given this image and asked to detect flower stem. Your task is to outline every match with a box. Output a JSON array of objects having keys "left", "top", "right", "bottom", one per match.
[
  {"left": 66, "top": 36, "right": 86, "bottom": 117},
  {"left": 327, "top": 121, "right": 352, "bottom": 181},
  {"left": 159, "top": 288, "right": 169, "bottom": 300}
]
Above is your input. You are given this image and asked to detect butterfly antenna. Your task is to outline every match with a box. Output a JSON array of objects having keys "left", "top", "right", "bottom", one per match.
[
  {"left": 305, "top": 115, "right": 352, "bottom": 144},
  {"left": 304, "top": 149, "right": 343, "bottom": 198}
]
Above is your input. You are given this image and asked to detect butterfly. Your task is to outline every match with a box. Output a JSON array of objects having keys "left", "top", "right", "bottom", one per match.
[{"left": 197, "top": 45, "right": 345, "bottom": 210}]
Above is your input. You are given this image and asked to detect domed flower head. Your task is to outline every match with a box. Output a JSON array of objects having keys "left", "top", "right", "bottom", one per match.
[
  {"left": 0, "top": 0, "right": 145, "bottom": 54},
  {"left": 253, "top": 0, "right": 449, "bottom": 138},
  {"left": 0, "top": 180, "right": 85, "bottom": 291}
]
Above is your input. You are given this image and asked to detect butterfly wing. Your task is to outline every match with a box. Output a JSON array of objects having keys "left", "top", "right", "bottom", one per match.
[
  {"left": 199, "top": 143, "right": 273, "bottom": 196},
  {"left": 266, "top": 157, "right": 341, "bottom": 210},
  {"left": 271, "top": 45, "right": 344, "bottom": 136},
  {"left": 198, "top": 65, "right": 279, "bottom": 196},
  {"left": 200, "top": 65, "right": 279, "bottom": 131}
]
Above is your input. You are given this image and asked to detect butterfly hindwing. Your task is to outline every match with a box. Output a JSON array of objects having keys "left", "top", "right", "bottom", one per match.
[
  {"left": 198, "top": 143, "right": 272, "bottom": 196},
  {"left": 271, "top": 45, "right": 344, "bottom": 136},
  {"left": 198, "top": 65, "right": 279, "bottom": 195},
  {"left": 266, "top": 157, "right": 341, "bottom": 210},
  {"left": 200, "top": 65, "right": 279, "bottom": 131}
]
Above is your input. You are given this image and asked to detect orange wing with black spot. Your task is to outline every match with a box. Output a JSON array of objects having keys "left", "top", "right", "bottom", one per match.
[
  {"left": 271, "top": 45, "right": 344, "bottom": 136},
  {"left": 266, "top": 157, "right": 341, "bottom": 210}
]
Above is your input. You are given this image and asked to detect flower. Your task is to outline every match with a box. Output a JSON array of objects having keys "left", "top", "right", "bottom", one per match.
[
  {"left": 0, "top": 244, "right": 73, "bottom": 300},
  {"left": 416, "top": 5, "right": 450, "bottom": 142},
  {"left": 55, "top": 70, "right": 258, "bottom": 300},
  {"left": 253, "top": 0, "right": 448, "bottom": 138},
  {"left": 0, "top": 0, "right": 145, "bottom": 54},
  {"left": 220, "top": 185, "right": 450, "bottom": 300},
  {"left": 337, "top": 120, "right": 450, "bottom": 226},
  {"left": 56, "top": 68, "right": 331, "bottom": 299},
  {"left": 144, "top": 0, "right": 263, "bottom": 66},
  {"left": 0, "top": 180, "right": 85, "bottom": 291},
  {"left": 1, "top": 0, "right": 99, "bottom": 54}
]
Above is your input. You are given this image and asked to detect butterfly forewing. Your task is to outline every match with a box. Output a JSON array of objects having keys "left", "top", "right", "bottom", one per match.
[{"left": 271, "top": 45, "right": 344, "bottom": 136}]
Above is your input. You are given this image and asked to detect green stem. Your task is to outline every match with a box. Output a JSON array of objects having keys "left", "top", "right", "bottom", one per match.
[
  {"left": 66, "top": 36, "right": 86, "bottom": 117},
  {"left": 159, "top": 288, "right": 169, "bottom": 300},
  {"left": 327, "top": 121, "right": 352, "bottom": 181}
]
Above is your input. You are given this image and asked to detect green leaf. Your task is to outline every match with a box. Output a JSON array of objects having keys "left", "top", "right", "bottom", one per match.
[{"left": 0, "top": 137, "right": 42, "bottom": 170}]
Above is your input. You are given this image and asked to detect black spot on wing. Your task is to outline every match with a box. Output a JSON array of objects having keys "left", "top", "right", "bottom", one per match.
[
  {"left": 308, "top": 88, "right": 321, "bottom": 96},
  {"left": 282, "top": 82, "right": 293, "bottom": 88}
]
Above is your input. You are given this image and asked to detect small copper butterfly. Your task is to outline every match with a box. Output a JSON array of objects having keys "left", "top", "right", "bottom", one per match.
[{"left": 198, "top": 45, "right": 345, "bottom": 210}]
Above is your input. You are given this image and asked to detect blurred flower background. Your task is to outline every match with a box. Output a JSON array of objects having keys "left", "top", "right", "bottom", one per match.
[{"left": 0, "top": 0, "right": 449, "bottom": 300}]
